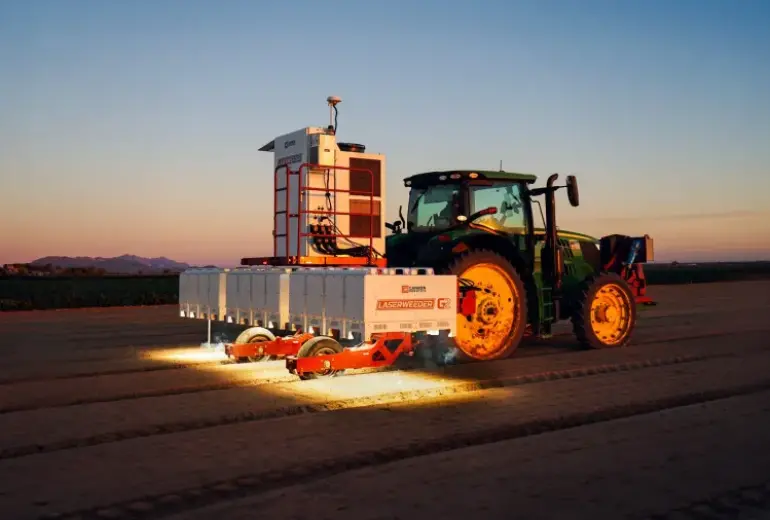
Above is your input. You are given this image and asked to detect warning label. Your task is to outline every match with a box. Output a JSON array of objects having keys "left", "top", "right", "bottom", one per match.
[{"left": 376, "top": 299, "right": 435, "bottom": 310}]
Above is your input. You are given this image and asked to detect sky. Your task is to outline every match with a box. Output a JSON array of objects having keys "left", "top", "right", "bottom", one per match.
[{"left": 2, "top": 0, "right": 769, "bottom": 266}]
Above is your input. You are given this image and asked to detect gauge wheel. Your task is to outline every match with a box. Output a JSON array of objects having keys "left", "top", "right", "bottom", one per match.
[{"left": 296, "top": 336, "right": 345, "bottom": 380}]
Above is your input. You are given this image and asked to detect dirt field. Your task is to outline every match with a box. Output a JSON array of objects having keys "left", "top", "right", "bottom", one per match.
[{"left": 1, "top": 280, "right": 770, "bottom": 520}]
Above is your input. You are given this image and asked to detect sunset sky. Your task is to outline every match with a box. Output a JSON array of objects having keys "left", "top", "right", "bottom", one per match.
[{"left": 2, "top": 0, "right": 769, "bottom": 266}]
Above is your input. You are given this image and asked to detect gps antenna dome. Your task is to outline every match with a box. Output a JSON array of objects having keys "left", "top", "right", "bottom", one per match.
[{"left": 327, "top": 95, "right": 342, "bottom": 133}]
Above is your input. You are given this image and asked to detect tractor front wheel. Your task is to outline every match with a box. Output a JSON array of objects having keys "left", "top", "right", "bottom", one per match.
[
  {"left": 571, "top": 273, "right": 636, "bottom": 349},
  {"left": 295, "top": 336, "right": 345, "bottom": 380},
  {"left": 446, "top": 249, "right": 528, "bottom": 362}
]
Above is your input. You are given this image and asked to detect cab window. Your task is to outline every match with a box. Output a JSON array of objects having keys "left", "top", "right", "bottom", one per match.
[
  {"left": 469, "top": 182, "right": 528, "bottom": 233},
  {"left": 406, "top": 184, "right": 461, "bottom": 230}
]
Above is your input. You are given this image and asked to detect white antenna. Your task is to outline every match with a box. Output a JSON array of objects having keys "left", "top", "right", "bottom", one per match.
[
  {"left": 499, "top": 160, "right": 503, "bottom": 172},
  {"left": 327, "top": 95, "right": 341, "bottom": 129}
]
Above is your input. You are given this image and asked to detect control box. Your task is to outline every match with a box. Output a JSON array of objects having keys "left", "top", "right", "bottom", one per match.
[{"left": 259, "top": 125, "right": 386, "bottom": 260}]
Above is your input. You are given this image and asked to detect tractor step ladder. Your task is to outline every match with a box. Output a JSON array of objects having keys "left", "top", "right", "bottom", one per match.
[{"left": 541, "top": 285, "right": 555, "bottom": 322}]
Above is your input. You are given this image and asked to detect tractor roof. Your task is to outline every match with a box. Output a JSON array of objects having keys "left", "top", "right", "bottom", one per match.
[{"left": 403, "top": 170, "right": 538, "bottom": 186}]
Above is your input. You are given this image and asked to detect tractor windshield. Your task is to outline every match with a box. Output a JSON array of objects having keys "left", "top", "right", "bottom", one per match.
[{"left": 406, "top": 184, "right": 461, "bottom": 231}]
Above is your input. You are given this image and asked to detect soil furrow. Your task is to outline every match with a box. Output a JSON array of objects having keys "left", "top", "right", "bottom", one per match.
[
  {"left": 158, "top": 390, "right": 770, "bottom": 520},
  {"left": 0, "top": 358, "right": 229, "bottom": 386},
  {"left": 0, "top": 303, "right": 761, "bottom": 385},
  {"left": 2, "top": 327, "right": 768, "bottom": 414},
  {"left": 0, "top": 316, "right": 760, "bottom": 386},
  {"left": 0, "top": 373, "right": 297, "bottom": 414},
  {"left": 0, "top": 353, "right": 706, "bottom": 460},
  {"left": 6, "top": 351, "right": 770, "bottom": 520},
  {"left": 5, "top": 327, "right": 769, "bottom": 453},
  {"left": 643, "top": 481, "right": 770, "bottom": 519},
  {"left": 46, "top": 382, "right": 770, "bottom": 520}
]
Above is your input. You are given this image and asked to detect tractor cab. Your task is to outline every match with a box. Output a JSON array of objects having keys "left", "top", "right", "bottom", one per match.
[
  {"left": 388, "top": 170, "right": 539, "bottom": 235},
  {"left": 385, "top": 169, "right": 580, "bottom": 272}
]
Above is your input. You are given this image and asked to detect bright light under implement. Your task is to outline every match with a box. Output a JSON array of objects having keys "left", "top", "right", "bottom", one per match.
[{"left": 140, "top": 346, "right": 229, "bottom": 364}]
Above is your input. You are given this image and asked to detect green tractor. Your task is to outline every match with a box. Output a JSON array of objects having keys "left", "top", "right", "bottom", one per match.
[{"left": 384, "top": 170, "right": 654, "bottom": 363}]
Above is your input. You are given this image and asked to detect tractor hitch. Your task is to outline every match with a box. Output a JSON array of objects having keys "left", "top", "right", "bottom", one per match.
[{"left": 600, "top": 234, "right": 657, "bottom": 306}]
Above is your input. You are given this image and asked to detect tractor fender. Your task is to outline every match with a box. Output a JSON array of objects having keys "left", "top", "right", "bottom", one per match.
[
  {"left": 432, "top": 231, "right": 528, "bottom": 275},
  {"left": 234, "top": 326, "right": 277, "bottom": 344}
]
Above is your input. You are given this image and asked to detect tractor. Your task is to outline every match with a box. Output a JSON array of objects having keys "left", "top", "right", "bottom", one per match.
[
  {"left": 382, "top": 169, "right": 654, "bottom": 363},
  {"left": 187, "top": 96, "right": 654, "bottom": 378}
]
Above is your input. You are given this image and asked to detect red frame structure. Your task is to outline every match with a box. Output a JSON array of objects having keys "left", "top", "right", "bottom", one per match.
[
  {"left": 241, "top": 162, "right": 387, "bottom": 267},
  {"left": 287, "top": 332, "right": 418, "bottom": 376},
  {"left": 225, "top": 332, "right": 315, "bottom": 360},
  {"left": 600, "top": 238, "right": 656, "bottom": 306},
  {"left": 622, "top": 263, "right": 655, "bottom": 305}
]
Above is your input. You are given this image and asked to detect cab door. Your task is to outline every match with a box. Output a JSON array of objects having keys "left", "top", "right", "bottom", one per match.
[{"left": 467, "top": 181, "right": 532, "bottom": 254}]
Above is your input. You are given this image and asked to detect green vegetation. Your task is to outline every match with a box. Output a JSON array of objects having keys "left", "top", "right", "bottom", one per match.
[
  {"left": 0, "top": 275, "right": 178, "bottom": 311},
  {"left": 1, "top": 262, "right": 769, "bottom": 311},
  {"left": 644, "top": 261, "right": 770, "bottom": 285}
]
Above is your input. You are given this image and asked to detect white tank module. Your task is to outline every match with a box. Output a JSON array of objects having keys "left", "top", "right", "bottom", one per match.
[
  {"left": 224, "top": 267, "right": 294, "bottom": 329},
  {"left": 257, "top": 96, "right": 386, "bottom": 262},
  {"left": 179, "top": 268, "right": 229, "bottom": 321},
  {"left": 295, "top": 267, "right": 458, "bottom": 342},
  {"left": 287, "top": 267, "right": 325, "bottom": 334}
]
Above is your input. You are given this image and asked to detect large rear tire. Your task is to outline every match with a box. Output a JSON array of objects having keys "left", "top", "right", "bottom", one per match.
[
  {"left": 571, "top": 273, "right": 636, "bottom": 349},
  {"left": 445, "top": 249, "right": 528, "bottom": 362}
]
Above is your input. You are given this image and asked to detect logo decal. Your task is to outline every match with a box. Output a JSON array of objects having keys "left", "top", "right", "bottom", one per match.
[
  {"left": 277, "top": 153, "right": 303, "bottom": 167},
  {"left": 377, "top": 299, "right": 435, "bottom": 310}
]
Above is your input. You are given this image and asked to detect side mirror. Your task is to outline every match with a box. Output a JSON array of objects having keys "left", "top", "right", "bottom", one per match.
[
  {"left": 566, "top": 175, "right": 579, "bottom": 207},
  {"left": 385, "top": 221, "right": 402, "bottom": 234}
]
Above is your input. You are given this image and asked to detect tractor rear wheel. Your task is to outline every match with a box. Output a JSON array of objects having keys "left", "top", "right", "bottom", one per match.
[
  {"left": 571, "top": 273, "right": 636, "bottom": 349},
  {"left": 295, "top": 336, "right": 345, "bottom": 380},
  {"left": 445, "top": 249, "right": 528, "bottom": 362}
]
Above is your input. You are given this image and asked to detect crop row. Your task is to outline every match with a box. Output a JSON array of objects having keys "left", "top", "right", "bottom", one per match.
[
  {"left": 1, "top": 263, "right": 769, "bottom": 311},
  {"left": 0, "top": 275, "right": 179, "bottom": 311}
]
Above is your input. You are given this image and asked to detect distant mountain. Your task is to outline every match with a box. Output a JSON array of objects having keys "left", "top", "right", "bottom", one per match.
[{"left": 29, "top": 255, "right": 190, "bottom": 274}]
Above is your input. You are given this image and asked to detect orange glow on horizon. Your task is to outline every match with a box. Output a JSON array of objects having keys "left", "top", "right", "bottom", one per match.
[{"left": 3, "top": 192, "right": 769, "bottom": 264}]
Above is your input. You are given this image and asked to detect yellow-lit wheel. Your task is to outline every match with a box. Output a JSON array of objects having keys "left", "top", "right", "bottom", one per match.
[
  {"left": 447, "top": 250, "right": 528, "bottom": 362},
  {"left": 572, "top": 273, "right": 636, "bottom": 349}
]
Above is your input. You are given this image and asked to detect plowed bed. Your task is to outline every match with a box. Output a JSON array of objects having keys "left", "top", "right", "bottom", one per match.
[{"left": 1, "top": 281, "right": 769, "bottom": 520}]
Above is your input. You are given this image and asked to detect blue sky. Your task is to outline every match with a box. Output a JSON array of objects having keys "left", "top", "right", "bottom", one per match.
[{"left": 2, "top": 0, "right": 769, "bottom": 264}]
